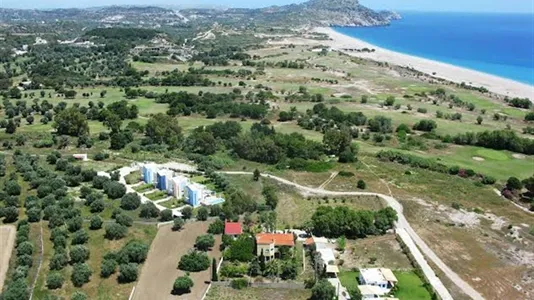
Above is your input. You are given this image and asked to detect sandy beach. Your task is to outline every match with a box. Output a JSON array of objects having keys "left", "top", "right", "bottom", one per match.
[{"left": 314, "top": 27, "right": 534, "bottom": 100}]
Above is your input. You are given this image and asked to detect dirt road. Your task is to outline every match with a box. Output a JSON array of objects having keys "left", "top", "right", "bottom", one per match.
[{"left": 0, "top": 225, "right": 16, "bottom": 291}]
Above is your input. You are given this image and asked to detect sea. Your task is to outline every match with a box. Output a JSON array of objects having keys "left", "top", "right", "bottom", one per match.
[{"left": 333, "top": 12, "right": 534, "bottom": 85}]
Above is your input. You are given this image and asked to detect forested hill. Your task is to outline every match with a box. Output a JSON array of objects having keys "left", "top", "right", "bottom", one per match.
[{"left": 0, "top": 0, "right": 399, "bottom": 28}]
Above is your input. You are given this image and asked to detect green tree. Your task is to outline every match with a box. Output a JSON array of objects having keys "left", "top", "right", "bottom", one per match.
[
  {"left": 145, "top": 113, "right": 183, "bottom": 149},
  {"left": 211, "top": 258, "right": 218, "bottom": 281},
  {"left": 120, "top": 193, "right": 141, "bottom": 210},
  {"left": 311, "top": 279, "right": 336, "bottom": 300},
  {"left": 71, "top": 229, "right": 89, "bottom": 245},
  {"left": 104, "top": 223, "right": 128, "bottom": 240},
  {"left": 46, "top": 272, "right": 64, "bottom": 289},
  {"left": 197, "top": 207, "right": 209, "bottom": 221},
  {"left": 89, "top": 215, "right": 103, "bottom": 230},
  {"left": 181, "top": 207, "right": 192, "bottom": 220},
  {"left": 172, "top": 275, "right": 194, "bottom": 295},
  {"left": 100, "top": 259, "right": 117, "bottom": 278},
  {"left": 52, "top": 107, "right": 89, "bottom": 136},
  {"left": 507, "top": 177, "right": 523, "bottom": 191},
  {"left": 172, "top": 218, "right": 185, "bottom": 231},
  {"left": 253, "top": 169, "right": 260, "bottom": 181},
  {"left": 160, "top": 209, "right": 173, "bottom": 221},
  {"left": 357, "top": 180, "right": 366, "bottom": 190},
  {"left": 139, "top": 202, "right": 160, "bottom": 219},
  {"left": 118, "top": 263, "right": 138, "bottom": 283},
  {"left": 207, "top": 219, "right": 224, "bottom": 234},
  {"left": 195, "top": 234, "right": 215, "bottom": 251},
  {"left": 70, "top": 245, "right": 90, "bottom": 264},
  {"left": 476, "top": 116, "right": 483, "bottom": 125},
  {"left": 178, "top": 251, "right": 210, "bottom": 272},
  {"left": 71, "top": 291, "right": 88, "bottom": 300},
  {"left": 71, "top": 263, "right": 92, "bottom": 287}
]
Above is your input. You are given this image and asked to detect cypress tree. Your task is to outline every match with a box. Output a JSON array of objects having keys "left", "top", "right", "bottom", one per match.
[{"left": 211, "top": 258, "right": 218, "bottom": 282}]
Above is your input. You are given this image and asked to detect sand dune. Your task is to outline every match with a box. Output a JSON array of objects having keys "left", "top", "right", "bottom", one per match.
[{"left": 315, "top": 27, "right": 534, "bottom": 100}]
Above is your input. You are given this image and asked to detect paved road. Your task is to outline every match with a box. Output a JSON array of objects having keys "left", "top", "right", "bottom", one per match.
[{"left": 221, "top": 171, "right": 484, "bottom": 300}]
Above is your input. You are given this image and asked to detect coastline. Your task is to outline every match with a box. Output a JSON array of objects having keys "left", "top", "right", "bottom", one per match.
[{"left": 314, "top": 27, "right": 534, "bottom": 100}]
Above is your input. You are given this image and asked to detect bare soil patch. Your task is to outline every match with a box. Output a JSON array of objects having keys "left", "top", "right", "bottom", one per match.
[
  {"left": 472, "top": 156, "right": 485, "bottom": 161},
  {"left": 512, "top": 154, "right": 526, "bottom": 160},
  {"left": 133, "top": 221, "right": 221, "bottom": 300},
  {"left": 341, "top": 234, "right": 413, "bottom": 270},
  {"left": 0, "top": 225, "right": 16, "bottom": 291}
]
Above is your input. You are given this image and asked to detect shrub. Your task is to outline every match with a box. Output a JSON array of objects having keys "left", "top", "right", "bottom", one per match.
[
  {"left": 338, "top": 171, "right": 354, "bottom": 177},
  {"left": 357, "top": 180, "right": 366, "bottom": 190},
  {"left": 172, "top": 218, "right": 185, "bottom": 231},
  {"left": 172, "top": 275, "right": 194, "bottom": 295},
  {"left": 70, "top": 245, "right": 90, "bottom": 264},
  {"left": 116, "top": 214, "right": 133, "bottom": 227},
  {"left": 230, "top": 278, "right": 248, "bottom": 290},
  {"left": 71, "top": 230, "right": 89, "bottom": 245},
  {"left": 16, "top": 241, "right": 33, "bottom": 257},
  {"left": 178, "top": 251, "right": 210, "bottom": 272},
  {"left": 120, "top": 193, "right": 141, "bottom": 210},
  {"left": 46, "top": 272, "right": 64, "bottom": 289},
  {"left": 100, "top": 259, "right": 117, "bottom": 278},
  {"left": 104, "top": 223, "right": 128, "bottom": 240},
  {"left": 208, "top": 219, "right": 224, "bottom": 234},
  {"left": 89, "top": 215, "right": 103, "bottom": 230},
  {"left": 118, "top": 263, "right": 138, "bottom": 283},
  {"left": 117, "top": 240, "right": 149, "bottom": 264},
  {"left": 139, "top": 202, "right": 159, "bottom": 219},
  {"left": 481, "top": 176, "right": 496, "bottom": 185},
  {"left": 197, "top": 207, "right": 209, "bottom": 221},
  {"left": 71, "top": 291, "right": 88, "bottom": 300},
  {"left": 71, "top": 263, "right": 92, "bottom": 287},
  {"left": 181, "top": 207, "right": 193, "bottom": 220},
  {"left": 195, "top": 234, "right": 215, "bottom": 251},
  {"left": 103, "top": 181, "right": 126, "bottom": 199},
  {"left": 160, "top": 209, "right": 173, "bottom": 222},
  {"left": 49, "top": 252, "right": 69, "bottom": 270}
]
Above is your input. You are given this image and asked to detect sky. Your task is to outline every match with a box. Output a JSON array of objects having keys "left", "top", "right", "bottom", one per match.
[{"left": 1, "top": 0, "right": 533, "bottom": 13}]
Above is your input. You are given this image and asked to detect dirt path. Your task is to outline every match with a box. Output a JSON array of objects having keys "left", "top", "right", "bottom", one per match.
[
  {"left": 318, "top": 172, "right": 338, "bottom": 189},
  {"left": 133, "top": 221, "right": 221, "bottom": 300},
  {"left": 29, "top": 222, "right": 44, "bottom": 300},
  {"left": 221, "top": 171, "right": 483, "bottom": 300},
  {"left": 0, "top": 225, "right": 16, "bottom": 292}
]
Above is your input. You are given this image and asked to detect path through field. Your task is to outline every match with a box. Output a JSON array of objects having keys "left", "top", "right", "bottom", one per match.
[{"left": 0, "top": 225, "right": 16, "bottom": 291}]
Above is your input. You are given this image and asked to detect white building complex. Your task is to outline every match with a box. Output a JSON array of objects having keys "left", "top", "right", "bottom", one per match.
[{"left": 358, "top": 268, "right": 398, "bottom": 299}]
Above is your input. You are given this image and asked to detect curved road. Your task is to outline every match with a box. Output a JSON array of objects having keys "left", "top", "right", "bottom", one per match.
[{"left": 221, "top": 171, "right": 484, "bottom": 300}]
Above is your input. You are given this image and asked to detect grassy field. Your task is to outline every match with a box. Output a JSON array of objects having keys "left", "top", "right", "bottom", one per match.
[{"left": 145, "top": 190, "right": 168, "bottom": 201}]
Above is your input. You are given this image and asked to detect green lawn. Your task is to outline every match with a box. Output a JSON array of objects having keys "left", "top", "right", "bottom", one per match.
[
  {"left": 393, "top": 271, "right": 433, "bottom": 300},
  {"left": 133, "top": 183, "right": 153, "bottom": 193},
  {"left": 338, "top": 270, "right": 432, "bottom": 300},
  {"left": 145, "top": 190, "right": 168, "bottom": 201},
  {"left": 338, "top": 270, "right": 359, "bottom": 291},
  {"left": 158, "top": 198, "right": 185, "bottom": 209}
]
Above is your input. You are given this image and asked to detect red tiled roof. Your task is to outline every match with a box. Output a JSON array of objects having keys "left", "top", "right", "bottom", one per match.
[
  {"left": 224, "top": 222, "right": 242, "bottom": 235},
  {"left": 305, "top": 237, "right": 314, "bottom": 246},
  {"left": 256, "top": 233, "right": 295, "bottom": 247}
]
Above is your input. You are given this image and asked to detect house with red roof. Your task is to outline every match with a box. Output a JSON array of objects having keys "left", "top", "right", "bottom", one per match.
[
  {"left": 224, "top": 221, "right": 243, "bottom": 237},
  {"left": 255, "top": 233, "right": 295, "bottom": 261}
]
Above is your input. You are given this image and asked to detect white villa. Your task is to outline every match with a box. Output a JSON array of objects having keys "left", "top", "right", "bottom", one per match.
[{"left": 359, "top": 268, "right": 398, "bottom": 295}]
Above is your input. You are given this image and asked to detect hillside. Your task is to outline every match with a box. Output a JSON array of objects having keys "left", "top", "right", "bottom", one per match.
[{"left": 0, "top": 0, "right": 399, "bottom": 28}]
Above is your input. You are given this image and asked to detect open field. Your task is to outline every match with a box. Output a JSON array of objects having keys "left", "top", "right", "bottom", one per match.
[
  {"left": 205, "top": 285, "right": 312, "bottom": 300},
  {"left": 341, "top": 235, "right": 413, "bottom": 270},
  {"left": 133, "top": 221, "right": 221, "bottom": 300},
  {"left": 0, "top": 225, "right": 16, "bottom": 292},
  {"left": 32, "top": 223, "right": 158, "bottom": 300}
]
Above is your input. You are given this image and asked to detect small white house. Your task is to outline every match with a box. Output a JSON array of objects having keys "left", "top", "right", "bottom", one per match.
[
  {"left": 359, "top": 268, "right": 398, "bottom": 294},
  {"left": 317, "top": 248, "right": 339, "bottom": 274},
  {"left": 72, "top": 154, "right": 88, "bottom": 161}
]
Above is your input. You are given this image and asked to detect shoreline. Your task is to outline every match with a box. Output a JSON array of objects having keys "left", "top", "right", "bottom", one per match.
[{"left": 314, "top": 27, "right": 534, "bottom": 100}]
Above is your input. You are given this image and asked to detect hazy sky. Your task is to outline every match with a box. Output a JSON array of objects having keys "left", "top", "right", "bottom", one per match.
[{"left": 1, "top": 0, "right": 533, "bottom": 13}]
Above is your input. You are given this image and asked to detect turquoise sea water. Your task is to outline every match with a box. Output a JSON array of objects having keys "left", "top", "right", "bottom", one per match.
[{"left": 333, "top": 12, "right": 534, "bottom": 85}]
